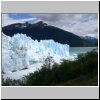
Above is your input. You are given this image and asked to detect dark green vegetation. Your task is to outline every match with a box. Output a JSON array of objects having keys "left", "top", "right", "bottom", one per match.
[{"left": 2, "top": 51, "right": 98, "bottom": 86}]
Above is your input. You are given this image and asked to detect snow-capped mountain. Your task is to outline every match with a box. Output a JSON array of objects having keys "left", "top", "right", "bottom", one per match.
[
  {"left": 81, "top": 36, "right": 98, "bottom": 46},
  {"left": 2, "top": 33, "right": 69, "bottom": 76}
]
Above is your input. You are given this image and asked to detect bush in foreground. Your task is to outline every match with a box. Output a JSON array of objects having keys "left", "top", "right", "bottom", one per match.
[{"left": 2, "top": 51, "right": 98, "bottom": 86}]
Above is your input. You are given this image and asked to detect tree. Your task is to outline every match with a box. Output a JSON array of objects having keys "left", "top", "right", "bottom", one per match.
[{"left": 42, "top": 53, "right": 54, "bottom": 69}]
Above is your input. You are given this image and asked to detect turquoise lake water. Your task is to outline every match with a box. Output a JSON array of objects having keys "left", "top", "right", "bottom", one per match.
[{"left": 69, "top": 47, "right": 98, "bottom": 60}]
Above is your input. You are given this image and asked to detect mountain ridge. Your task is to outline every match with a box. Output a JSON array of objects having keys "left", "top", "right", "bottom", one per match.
[
  {"left": 81, "top": 36, "right": 98, "bottom": 46},
  {"left": 2, "top": 21, "right": 94, "bottom": 47}
]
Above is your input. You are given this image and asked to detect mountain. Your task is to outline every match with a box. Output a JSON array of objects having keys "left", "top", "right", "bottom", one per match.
[
  {"left": 82, "top": 36, "right": 98, "bottom": 46},
  {"left": 2, "top": 21, "right": 94, "bottom": 47},
  {"left": 2, "top": 33, "right": 69, "bottom": 75}
]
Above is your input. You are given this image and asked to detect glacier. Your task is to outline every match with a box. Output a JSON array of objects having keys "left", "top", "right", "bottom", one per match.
[{"left": 2, "top": 33, "right": 70, "bottom": 79}]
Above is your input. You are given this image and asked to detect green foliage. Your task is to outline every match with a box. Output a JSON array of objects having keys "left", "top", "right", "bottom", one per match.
[
  {"left": 2, "top": 78, "right": 24, "bottom": 86},
  {"left": 2, "top": 51, "right": 98, "bottom": 86}
]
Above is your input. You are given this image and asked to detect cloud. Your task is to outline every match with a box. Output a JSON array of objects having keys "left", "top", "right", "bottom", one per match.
[
  {"left": 20, "top": 18, "right": 37, "bottom": 22},
  {"left": 2, "top": 14, "right": 36, "bottom": 27},
  {"left": 2, "top": 14, "right": 23, "bottom": 27},
  {"left": 31, "top": 14, "right": 98, "bottom": 38},
  {"left": 2, "top": 14, "right": 98, "bottom": 38}
]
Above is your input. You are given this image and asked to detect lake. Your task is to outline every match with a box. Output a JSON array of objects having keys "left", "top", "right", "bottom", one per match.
[{"left": 69, "top": 47, "right": 98, "bottom": 60}]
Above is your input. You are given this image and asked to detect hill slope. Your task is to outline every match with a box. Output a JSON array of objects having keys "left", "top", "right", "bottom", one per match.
[{"left": 2, "top": 21, "right": 94, "bottom": 47}]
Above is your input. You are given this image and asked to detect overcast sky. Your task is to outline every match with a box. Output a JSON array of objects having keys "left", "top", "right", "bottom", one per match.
[{"left": 2, "top": 14, "right": 98, "bottom": 38}]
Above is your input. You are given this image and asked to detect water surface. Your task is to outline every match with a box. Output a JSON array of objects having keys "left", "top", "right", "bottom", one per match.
[{"left": 69, "top": 47, "right": 98, "bottom": 60}]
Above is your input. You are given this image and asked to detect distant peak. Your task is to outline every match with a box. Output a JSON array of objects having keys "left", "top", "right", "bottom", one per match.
[{"left": 34, "top": 21, "right": 48, "bottom": 26}]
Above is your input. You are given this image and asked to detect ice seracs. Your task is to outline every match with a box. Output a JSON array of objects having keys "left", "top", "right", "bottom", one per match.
[{"left": 2, "top": 33, "right": 69, "bottom": 78}]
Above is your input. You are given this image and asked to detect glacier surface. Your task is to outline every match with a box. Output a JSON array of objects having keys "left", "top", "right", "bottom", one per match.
[{"left": 2, "top": 33, "right": 70, "bottom": 79}]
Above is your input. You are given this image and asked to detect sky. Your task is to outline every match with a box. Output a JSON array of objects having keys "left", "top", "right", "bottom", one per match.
[{"left": 2, "top": 14, "right": 98, "bottom": 38}]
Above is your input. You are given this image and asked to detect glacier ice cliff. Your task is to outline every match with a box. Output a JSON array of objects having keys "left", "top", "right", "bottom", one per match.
[{"left": 2, "top": 33, "right": 69, "bottom": 78}]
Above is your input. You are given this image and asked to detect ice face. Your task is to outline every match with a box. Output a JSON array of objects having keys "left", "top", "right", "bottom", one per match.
[{"left": 2, "top": 33, "right": 69, "bottom": 78}]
